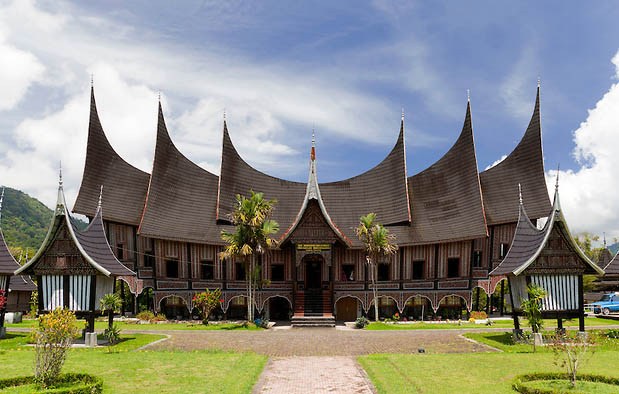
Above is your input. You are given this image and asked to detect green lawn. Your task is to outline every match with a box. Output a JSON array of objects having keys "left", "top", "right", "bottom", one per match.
[
  {"left": 7, "top": 319, "right": 263, "bottom": 331},
  {"left": 0, "top": 332, "right": 267, "bottom": 393},
  {"left": 359, "top": 332, "right": 619, "bottom": 394},
  {"left": 364, "top": 316, "right": 618, "bottom": 330}
]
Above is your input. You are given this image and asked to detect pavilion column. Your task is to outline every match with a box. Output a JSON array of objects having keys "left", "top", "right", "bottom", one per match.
[
  {"left": 578, "top": 275, "right": 585, "bottom": 332},
  {"left": 500, "top": 281, "right": 505, "bottom": 316},
  {"left": 507, "top": 278, "right": 520, "bottom": 331}
]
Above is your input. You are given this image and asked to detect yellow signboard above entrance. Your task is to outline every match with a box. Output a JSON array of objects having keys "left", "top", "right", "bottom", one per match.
[{"left": 296, "top": 243, "right": 330, "bottom": 251}]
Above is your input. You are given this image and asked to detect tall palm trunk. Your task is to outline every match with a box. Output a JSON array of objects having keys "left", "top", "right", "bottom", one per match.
[{"left": 371, "top": 256, "right": 379, "bottom": 322}]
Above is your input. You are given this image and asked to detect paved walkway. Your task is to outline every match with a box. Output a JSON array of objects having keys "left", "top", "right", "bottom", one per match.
[
  {"left": 142, "top": 326, "right": 496, "bottom": 356},
  {"left": 252, "top": 356, "right": 376, "bottom": 394}
]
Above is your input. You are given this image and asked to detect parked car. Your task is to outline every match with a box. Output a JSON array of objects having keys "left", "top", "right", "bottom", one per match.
[{"left": 589, "top": 292, "right": 619, "bottom": 315}]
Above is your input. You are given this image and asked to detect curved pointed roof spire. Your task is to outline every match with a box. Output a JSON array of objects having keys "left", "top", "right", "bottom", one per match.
[
  {"left": 73, "top": 86, "right": 150, "bottom": 225},
  {"left": 480, "top": 83, "right": 551, "bottom": 225},
  {"left": 0, "top": 187, "right": 4, "bottom": 225}
]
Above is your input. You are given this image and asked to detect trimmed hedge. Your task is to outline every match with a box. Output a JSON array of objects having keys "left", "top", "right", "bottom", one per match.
[
  {"left": 513, "top": 372, "right": 619, "bottom": 394},
  {"left": 0, "top": 373, "right": 102, "bottom": 393}
]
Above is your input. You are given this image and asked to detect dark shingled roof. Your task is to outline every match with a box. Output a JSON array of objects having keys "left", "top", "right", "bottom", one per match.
[
  {"left": 490, "top": 189, "right": 604, "bottom": 276},
  {"left": 0, "top": 230, "right": 18, "bottom": 275},
  {"left": 320, "top": 121, "right": 411, "bottom": 247},
  {"left": 9, "top": 274, "right": 36, "bottom": 292},
  {"left": 73, "top": 87, "right": 150, "bottom": 225},
  {"left": 138, "top": 104, "right": 221, "bottom": 243},
  {"left": 76, "top": 207, "right": 134, "bottom": 276},
  {"left": 597, "top": 248, "right": 613, "bottom": 271},
  {"left": 217, "top": 122, "right": 306, "bottom": 235},
  {"left": 406, "top": 101, "right": 488, "bottom": 244},
  {"left": 603, "top": 252, "right": 619, "bottom": 276},
  {"left": 18, "top": 184, "right": 135, "bottom": 277},
  {"left": 480, "top": 86, "right": 551, "bottom": 225}
]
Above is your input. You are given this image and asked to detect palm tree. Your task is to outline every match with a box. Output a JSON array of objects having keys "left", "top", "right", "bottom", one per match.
[
  {"left": 356, "top": 213, "right": 398, "bottom": 322},
  {"left": 220, "top": 191, "right": 279, "bottom": 322},
  {"left": 99, "top": 293, "right": 122, "bottom": 330}
]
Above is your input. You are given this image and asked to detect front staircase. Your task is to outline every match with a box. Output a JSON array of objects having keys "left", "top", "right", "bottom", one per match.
[{"left": 291, "top": 289, "right": 335, "bottom": 327}]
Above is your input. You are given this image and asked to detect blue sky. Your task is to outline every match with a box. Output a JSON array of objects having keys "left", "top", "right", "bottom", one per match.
[{"left": 2, "top": 1, "right": 619, "bottom": 239}]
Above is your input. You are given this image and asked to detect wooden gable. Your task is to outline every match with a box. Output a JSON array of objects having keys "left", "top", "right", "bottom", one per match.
[
  {"left": 287, "top": 200, "right": 341, "bottom": 244},
  {"left": 523, "top": 225, "right": 590, "bottom": 275},
  {"left": 31, "top": 221, "right": 97, "bottom": 276}
]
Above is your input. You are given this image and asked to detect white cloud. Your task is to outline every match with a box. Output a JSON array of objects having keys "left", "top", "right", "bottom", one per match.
[
  {"left": 0, "top": 38, "right": 45, "bottom": 110},
  {"left": 548, "top": 50, "right": 619, "bottom": 240},
  {"left": 500, "top": 45, "right": 539, "bottom": 120},
  {"left": 485, "top": 154, "right": 507, "bottom": 170}
]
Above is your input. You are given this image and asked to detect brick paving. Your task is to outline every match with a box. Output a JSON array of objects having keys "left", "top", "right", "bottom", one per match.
[
  {"left": 252, "top": 357, "right": 376, "bottom": 394},
  {"left": 142, "top": 326, "right": 495, "bottom": 356}
]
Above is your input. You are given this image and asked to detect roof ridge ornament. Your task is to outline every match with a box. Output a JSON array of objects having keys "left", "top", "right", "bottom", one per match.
[
  {"left": 90, "top": 74, "right": 94, "bottom": 88},
  {"left": 467, "top": 89, "right": 470, "bottom": 102},
  {"left": 0, "top": 187, "right": 4, "bottom": 224},
  {"left": 401, "top": 107, "right": 404, "bottom": 122},
  {"left": 98, "top": 185, "right": 104, "bottom": 210},
  {"left": 311, "top": 127, "right": 316, "bottom": 162},
  {"left": 59, "top": 161, "right": 63, "bottom": 188},
  {"left": 555, "top": 163, "right": 560, "bottom": 192},
  {"left": 537, "top": 76, "right": 541, "bottom": 88},
  {"left": 518, "top": 183, "right": 523, "bottom": 205}
]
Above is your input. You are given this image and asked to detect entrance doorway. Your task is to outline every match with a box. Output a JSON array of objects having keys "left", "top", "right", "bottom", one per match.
[{"left": 304, "top": 255, "right": 323, "bottom": 289}]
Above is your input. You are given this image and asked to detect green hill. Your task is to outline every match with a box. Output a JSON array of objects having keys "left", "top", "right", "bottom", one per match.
[{"left": 1, "top": 186, "right": 87, "bottom": 259}]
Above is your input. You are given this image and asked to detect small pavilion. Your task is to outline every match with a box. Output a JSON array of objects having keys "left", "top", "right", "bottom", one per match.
[
  {"left": 490, "top": 182, "right": 604, "bottom": 332},
  {"left": 16, "top": 176, "right": 136, "bottom": 344},
  {"left": 0, "top": 189, "right": 35, "bottom": 338}
]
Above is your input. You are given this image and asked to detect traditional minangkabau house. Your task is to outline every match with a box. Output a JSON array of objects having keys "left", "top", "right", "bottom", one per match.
[
  {"left": 0, "top": 190, "right": 35, "bottom": 337},
  {"left": 71, "top": 83, "right": 553, "bottom": 323},
  {"left": 16, "top": 177, "right": 138, "bottom": 335},
  {"left": 489, "top": 182, "right": 604, "bottom": 331}
]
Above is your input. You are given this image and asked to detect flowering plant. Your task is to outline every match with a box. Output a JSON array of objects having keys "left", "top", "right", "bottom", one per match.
[
  {"left": 192, "top": 288, "right": 222, "bottom": 325},
  {"left": 0, "top": 289, "right": 6, "bottom": 311}
]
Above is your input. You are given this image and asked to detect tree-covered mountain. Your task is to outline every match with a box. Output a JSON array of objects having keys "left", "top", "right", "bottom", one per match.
[{"left": 1, "top": 186, "right": 87, "bottom": 259}]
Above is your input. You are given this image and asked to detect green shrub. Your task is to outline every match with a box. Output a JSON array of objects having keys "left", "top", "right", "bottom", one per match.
[
  {"left": 103, "top": 324, "right": 121, "bottom": 345},
  {"left": 355, "top": 316, "right": 370, "bottom": 329},
  {"left": 33, "top": 309, "right": 80, "bottom": 388},
  {"left": 513, "top": 372, "right": 619, "bottom": 394},
  {"left": 136, "top": 311, "right": 155, "bottom": 321},
  {"left": 0, "top": 373, "right": 103, "bottom": 393},
  {"left": 605, "top": 328, "right": 619, "bottom": 339}
]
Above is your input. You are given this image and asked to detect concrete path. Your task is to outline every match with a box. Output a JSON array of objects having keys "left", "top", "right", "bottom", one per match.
[
  {"left": 143, "top": 326, "right": 495, "bottom": 356},
  {"left": 252, "top": 356, "right": 376, "bottom": 394}
]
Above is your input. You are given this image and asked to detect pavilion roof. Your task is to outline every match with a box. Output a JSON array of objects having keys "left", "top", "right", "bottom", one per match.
[
  {"left": 490, "top": 186, "right": 604, "bottom": 276},
  {"left": 18, "top": 182, "right": 135, "bottom": 277}
]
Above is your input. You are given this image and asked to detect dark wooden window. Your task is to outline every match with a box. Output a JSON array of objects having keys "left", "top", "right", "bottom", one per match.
[
  {"left": 377, "top": 263, "right": 390, "bottom": 281},
  {"left": 412, "top": 260, "right": 424, "bottom": 280},
  {"left": 235, "top": 262, "right": 245, "bottom": 281},
  {"left": 271, "top": 264, "right": 284, "bottom": 281},
  {"left": 144, "top": 253, "right": 155, "bottom": 268},
  {"left": 447, "top": 258, "right": 459, "bottom": 278},
  {"left": 200, "top": 260, "right": 214, "bottom": 280},
  {"left": 472, "top": 251, "right": 482, "bottom": 268},
  {"left": 166, "top": 259, "right": 179, "bottom": 278},
  {"left": 341, "top": 264, "right": 354, "bottom": 281},
  {"left": 499, "top": 243, "right": 509, "bottom": 259}
]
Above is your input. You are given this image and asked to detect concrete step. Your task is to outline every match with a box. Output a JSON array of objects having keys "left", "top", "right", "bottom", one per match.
[{"left": 291, "top": 315, "right": 336, "bottom": 327}]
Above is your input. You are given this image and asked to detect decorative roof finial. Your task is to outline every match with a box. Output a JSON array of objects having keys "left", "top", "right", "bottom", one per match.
[
  {"left": 604, "top": 232, "right": 607, "bottom": 248},
  {"left": 310, "top": 126, "right": 316, "bottom": 161},
  {"left": 518, "top": 183, "right": 523, "bottom": 205},
  {"left": 467, "top": 89, "right": 470, "bottom": 102},
  {"left": 401, "top": 107, "right": 404, "bottom": 122},
  {"left": 537, "top": 76, "right": 541, "bottom": 88},
  {"left": 98, "top": 185, "right": 104, "bottom": 209},
  {"left": 555, "top": 163, "right": 560, "bottom": 191},
  {"left": 0, "top": 187, "right": 4, "bottom": 224},
  {"left": 223, "top": 108, "right": 226, "bottom": 121},
  {"left": 158, "top": 91, "right": 161, "bottom": 102},
  {"left": 90, "top": 74, "right": 94, "bottom": 88},
  {"left": 59, "top": 161, "right": 63, "bottom": 187}
]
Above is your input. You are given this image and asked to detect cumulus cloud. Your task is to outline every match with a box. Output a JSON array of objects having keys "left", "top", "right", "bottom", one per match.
[
  {"left": 0, "top": 38, "right": 45, "bottom": 110},
  {"left": 548, "top": 50, "right": 619, "bottom": 240}
]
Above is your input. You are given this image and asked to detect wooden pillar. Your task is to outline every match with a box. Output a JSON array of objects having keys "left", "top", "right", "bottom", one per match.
[
  {"left": 87, "top": 275, "right": 97, "bottom": 333},
  {"left": 500, "top": 281, "right": 505, "bottom": 316},
  {"left": 121, "top": 281, "right": 126, "bottom": 316},
  {"left": 557, "top": 317, "right": 563, "bottom": 330},
  {"left": 578, "top": 275, "right": 585, "bottom": 332},
  {"left": 486, "top": 294, "right": 491, "bottom": 315},
  {"left": 475, "top": 288, "right": 480, "bottom": 311},
  {"left": 507, "top": 277, "right": 520, "bottom": 330}
]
